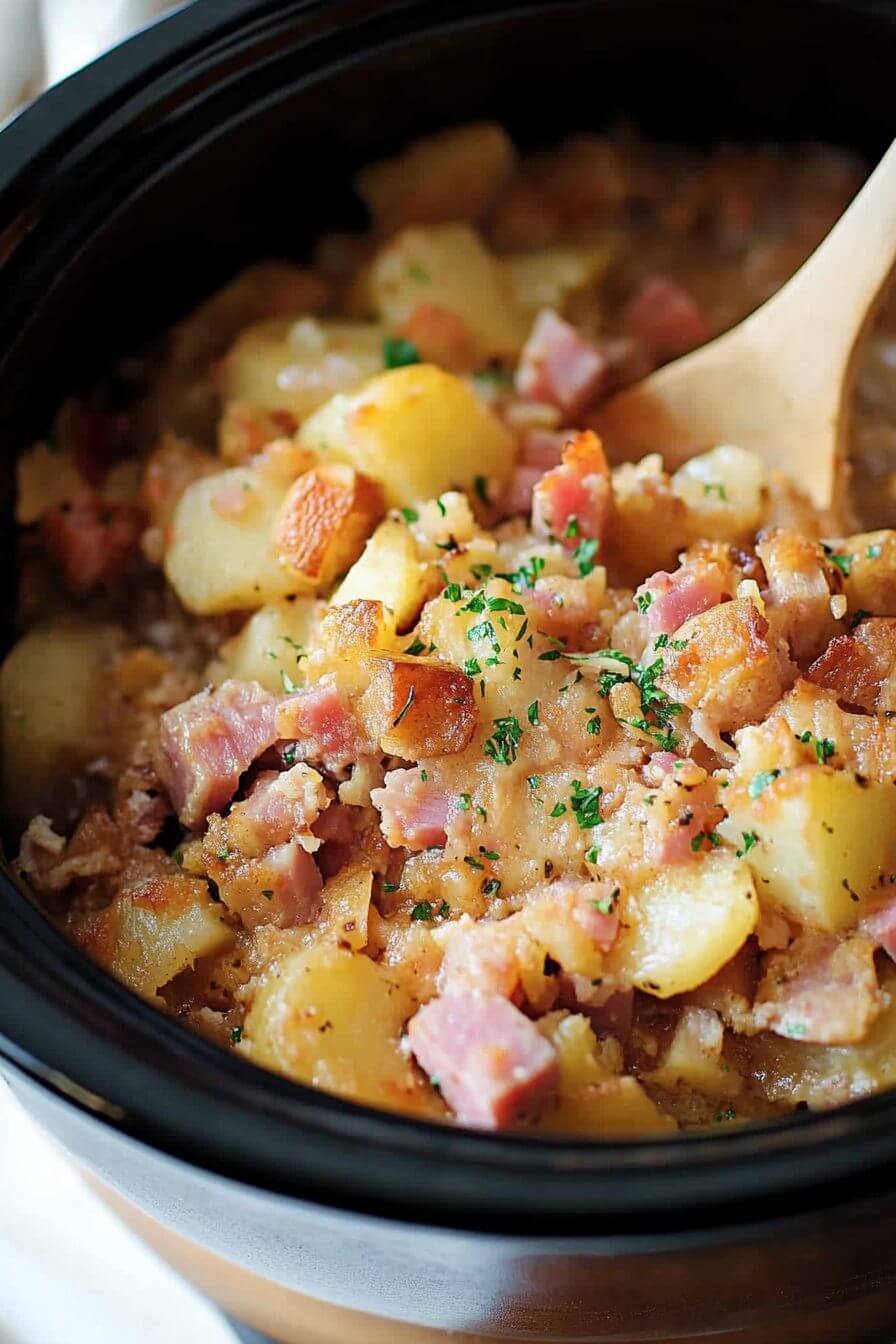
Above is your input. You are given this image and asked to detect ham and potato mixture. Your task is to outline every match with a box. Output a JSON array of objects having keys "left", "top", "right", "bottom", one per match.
[{"left": 9, "top": 123, "right": 896, "bottom": 1135}]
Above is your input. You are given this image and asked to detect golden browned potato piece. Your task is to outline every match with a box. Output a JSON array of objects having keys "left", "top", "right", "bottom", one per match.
[
  {"left": 320, "top": 599, "right": 392, "bottom": 658},
  {"left": 358, "top": 654, "right": 477, "bottom": 757},
  {"left": 273, "top": 463, "right": 385, "bottom": 587}
]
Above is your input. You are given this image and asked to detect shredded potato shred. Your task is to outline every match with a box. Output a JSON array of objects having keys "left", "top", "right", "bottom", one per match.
[{"left": 10, "top": 123, "right": 896, "bottom": 1135}]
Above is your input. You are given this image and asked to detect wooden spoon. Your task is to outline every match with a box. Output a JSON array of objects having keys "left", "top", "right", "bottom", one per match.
[{"left": 594, "top": 139, "right": 896, "bottom": 513}]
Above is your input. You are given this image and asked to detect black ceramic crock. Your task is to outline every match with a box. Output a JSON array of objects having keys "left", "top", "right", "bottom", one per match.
[{"left": 2, "top": 3, "right": 896, "bottom": 1340}]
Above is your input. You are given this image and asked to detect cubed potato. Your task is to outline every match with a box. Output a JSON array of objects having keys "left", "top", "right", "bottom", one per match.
[
  {"left": 216, "top": 598, "right": 315, "bottom": 693},
  {"left": 644, "top": 1006, "right": 742, "bottom": 1099},
  {"left": 506, "top": 244, "right": 612, "bottom": 317},
  {"left": 16, "top": 443, "right": 86, "bottom": 525},
  {"left": 367, "top": 224, "right": 527, "bottom": 363},
  {"left": 358, "top": 654, "right": 477, "bottom": 757},
  {"left": 835, "top": 530, "right": 896, "bottom": 615},
  {"left": 220, "top": 318, "right": 385, "bottom": 425},
  {"left": 245, "top": 943, "right": 435, "bottom": 1114},
  {"left": 164, "top": 464, "right": 313, "bottom": 613},
  {"left": 356, "top": 123, "right": 517, "bottom": 232},
  {"left": 317, "top": 864, "right": 373, "bottom": 951},
  {"left": 73, "top": 862, "right": 233, "bottom": 1000},
  {"left": 720, "top": 764, "right": 896, "bottom": 932},
  {"left": 331, "top": 518, "right": 432, "bottom": 632},
  {"left": 606, "top": 851, "right": 758, "bottom": 998},
  {"left": 299, "top": 364, "right": 516, "bottom": 507},
  {"left": 672, "top": 444, "right": 769, "bottom": 544},
  {"left": 272, "top": 463, "right": 384, "bottom": 586},
  {"left": 0, "top": 621, "right": 118, "bottom": 827}
]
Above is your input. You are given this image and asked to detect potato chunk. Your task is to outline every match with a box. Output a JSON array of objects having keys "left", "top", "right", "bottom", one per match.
[
  {"left": 356, "top": 123, "right": 516, "bottom": 232},
  {"left": 721, "top": 764, "right": 896, "bottom": 932},
  {"left": 73, "top": 859, "right": 233, "bottom": 1000},
  {"left": 331, "top": 518, "right": 431, "bottom": 632},
  {"left": 0, "top": 621, "right": 117, "bottom": 827},
  {"left": 164, "top": 465, "right": 312, "bottom": 613},
  {"left": 216, "top": 599, "right": 314, "bottom": 693},
  {"left": 271, "top": 465, "right": 383, "bottom": 589},
  {"left": 835, "top": 530, "right": 896, "bottom": 615},
  {"left": 645, "top": 1006, "right": 742, "bottom": 1099},
  {"left": 606, "top": 851, "right": 758, "bottom": 999},
  {"left": 367, "top": 224, "right": 527, "bottom": 363},
  {"left": 358, "top": 655, "right": 477, "bottom": 757},
  {"left": 298, "top": 364, "right": 516, "bottom": 507},
  {"left": 245, "top": 944, "right": 432, "bottom": 1114},
  {"left": 220, "top": 318, "right": 385, "bottom": 424}
]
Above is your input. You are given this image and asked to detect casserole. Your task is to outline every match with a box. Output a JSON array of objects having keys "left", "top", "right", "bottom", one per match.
[{"left": 2, "top": 1, "right": 896, "bottom": 1338}]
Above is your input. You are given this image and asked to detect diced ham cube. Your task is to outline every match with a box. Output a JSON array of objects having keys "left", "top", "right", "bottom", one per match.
[
  {"left": 500, "top": 464, "right": 542, "bottom": 518},
  {"left": 808, "top": 618, "right": 896, "bottom": 713},
  {"left": 645, "top": 773, "right": 726, "bottom": 866},
  {"left": 158, "top": 679, "right": 279, "bottom": 828},
  {"left": 226, "top": 764, "right": 328, "bottom": 857},
  {"left": 622, "top": 275, "right": 711, "bottom": 363},
  {"left": 399, "top": 303, "right": 474, "bottom": 371},
  {"left": 515, "top": 309, "right": 609, "bottom": 416},
  {"left": 370, "top": 769, "right": 451, "bottom": 851},
  {"left": 41, "top": 495, "right": 143, "bottom": 593},
  {"left": 531, "top": 429, "right": 612, "bottom": 548},
  {"left": 408, "top": 991, "right": 559, "bottom": 1129},
  {"left": 276, "top": 683, "right": 368, "bottom": 772},
  {"left": 860, "top": 896, "right": 896, "bottom": 963},
  {"left": 213, "top": 839, "right": 323, "bottom": 931},
  {"left": 519, "top": 428, "right": 571, "bottom": 470},
  {"left": 753, "top": 932, "right": 882, "bottom": 1045},
  {"left": 638, "top": 563, "right": 727, "bottom": 637}
]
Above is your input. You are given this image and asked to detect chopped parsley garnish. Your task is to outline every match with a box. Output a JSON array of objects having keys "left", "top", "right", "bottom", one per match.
[
  {"left": 468, "top": 619, "right": 496, "bottom": 643},
  {"left": 528, "top": 700, "right": 541, "bottom": 726},
  {"left": 400, "top": 506, "right": 419, "bottom": 524},
  {"left": 463, "top": 657, "right": 481, "bottom": 676},
  {"left": 443, "top": 582, "right": 463, "bottom": 602},
  {"left": 383, "top": 882, "right": 399, "bottom": 893},
  {"left": 261, "top": 889, "right": 274, "bottom": 901},
  {"left": 458, "top": 793, "right": 472, "bottom": 811},
  {"left": 586, "top": 715, "right": 601, "bottom": 735},
  {"left": 783, "top": 1021, "right": 807, "bottom": 1039},
  {"left": 690, "top": 830, "right": 723, "bottom": 853},
  {"left": 585, "top": 845, "right": 601, "bottom": 863},
  {"left": 850, "top": 608, "right": 871, "bottom": 629},
  {"left": 411, "top": 901, "right": 434, "bottom": 921},
  {"left": 795, "top": 730, "right": 836, "bottom": 762},
  {"left": 714, "top": 1106, "right": 736, "bottom": 1123},
  {"left": 483, "top": 714, "right": 523, "bottom": 765},
  {"left": 749, "top": 769, "right": 781, "bottom": 798},
  {"left": 230, "top": 1026, "right": 243, "bottom": 1045},
  {"left": 497, "top": 555, "right": 545, "bottom": 592},
  {"left": 464, "top": 855, "right": 485, "bottom": 870},
  {"left": 471, "top": 563, "right": 493, "bottom": 582},
  {"left": 436, "top": 495, "right": 447, "bottom": 517},
  {"left": 538, "top": 649, "right": 562, "bottom": 661},
  {"left": 736, "top": 831, "right": 759, "bottom": 857},
  {"left": 282, "top": 744, "right": 297, "bottom": 767},
  {"left": 570, "top": 780, "right": 604, "bottom": 829},
  {"left": 479, "top": 847, "right": 500, "bottom": 861},
  {"left": 383, "top": 336, "right": 420, "bottom": 368},
  {"left": 636, "top": 590, "right": 653, "bottom": 613},
  {"left": 474, "top": 475, "right": 489, "bottom": 505},
  {"left": 592, "top": 887, "right": 619, "bottom": 915},
  {"left": 549, "top": 802, "right": 567, "bottom": 817},
  {"left": 571, "top": 537, "right": 600, "bottom": 576},
  {"left": 828, "top": 551, "right": 854, "bottom": 577},
  {"left": 404, "top": 638, "right": 425, "bottom": 655},
  {"left": 867, "top": 543, "right": 883, "bottom": 559},
  {"left": 564, "top": 516, "right": 580, "bottom": 538},
  {"left": 280, "top": 668, "right": 300, "bottom": 694},
  {"left": 392, "top": 686, "right": 416, "bottom": 727},
  {"left": 527, "top": 775, "right": 541, "bottom": 790},
  {"left": 703, "top": 482, "right": 727, "bottom": 500},
  {"left": 408, "top": 263, "right": 429, "bottom": 282},
  {"left": 482, "top": 878, "right": 501, "bottom": 897}
]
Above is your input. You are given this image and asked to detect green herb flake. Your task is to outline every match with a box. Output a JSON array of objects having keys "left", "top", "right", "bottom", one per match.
[
  {"left": 230, "top": 1025, "right": 243, "bottom": 1045},
  {"left": 749, "top": 769, "right": 782, "bottom": 798},
  {"left": 636, "top": 590, "right": 653, "bottom": 614},
  {"left": 482, "top": 878, "right": 501, "bottom": 897},
  {"left": 400, "top": 506, "right": 419, "bottom": 524},
  {"left": 527, "top": 775, "right": 541, "bottom": 790},
  {"left": 383, "top": 336, "right": 420, "bottom": 369},
  {"left": 261, "top": 889, "right": 274, "bottom": 901},
  {"left": 549, "top": 802, "right": 567, "bottom": 818},
  {"left": 572, "top": 537, "right": 600, "bottom": 576},
  {"left": 570, "top": 780, "right": 604, "bottom": 829},
  {"left": 411, "top": 900, "right": 434, "bottom": 922},
  {"left": 474, "top": 475, "right": 489, "bottom": 505},
  {"left": 464, "top": 855, "right": 485, "bottom": 870},
  {"left": 527, "top": 700, "right": 541, "bottom": 726},
  {"left": 404, "top": 638, "right": 425, "bottom": 656},
  {"left": 585, "top": 845, "right": 601, "bottom": 863},
  {"left": 392, "top": 686, "right": 416, "bottom": 727},
  {"left": 829, "top": 551, "right": 854, "bottom": 577},
  {"left": 564, "top": 516, "right": 580, "bottom": 538},
  {"left": 867, "top": 544, "right": 883, "bottom": 559},
  {"left": 703, "top": 482, "right": 728, "bottom": 500},
  {"left": 483, "top": 714, "right": 523, "bottom": 765},
  {"left": 736, "top": 831, "right": 759, "bottom": 857}
]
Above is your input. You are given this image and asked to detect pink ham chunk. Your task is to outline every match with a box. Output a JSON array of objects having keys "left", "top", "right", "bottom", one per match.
[
  {"left": 500, "top": 464, "right": 542, "bottom": 518},
  {"left": 276, "top": 683, "right": 367, "bottom": 771},
  {"left": 158, "top": 679, "right": 279, "bottom": 828},
  {"left": 531, "top": 429, "right": 612, "bottom": 548},
  {"left": 370, "top": 769, "right": 451, "bottom": 851},
  {"left": 622, "top": 275, "right": 711, "bottom": 363},
  {"left": 861, "top": 897, "right": 896, "bottom": 963},
  {"left": 753, "top": 932, "right": 882, "bottom": 1045},
  {"left": 215, "top": 840, "right": 323, "bottom": 931},
  {"left": 226, "top": 763, "right": 328, "bottom": 857},
  {"left": 515, "top": 309, "right": 609, "bottom": 416},
  {"left": 638, "top": 564, "right": 727, "bottom": 638},
  {"left": 408, "top": 992, "right": 559, "bottom": 1129}
]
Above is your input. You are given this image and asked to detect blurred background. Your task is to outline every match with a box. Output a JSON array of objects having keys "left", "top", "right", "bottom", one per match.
[{"left": 0, "top": 0, "right": 181, "bottom": 122}]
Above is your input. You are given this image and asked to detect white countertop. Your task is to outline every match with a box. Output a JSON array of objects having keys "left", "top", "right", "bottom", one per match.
[{"left": 0, "top": 1082, "right": 236, "bottom": 1344}]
